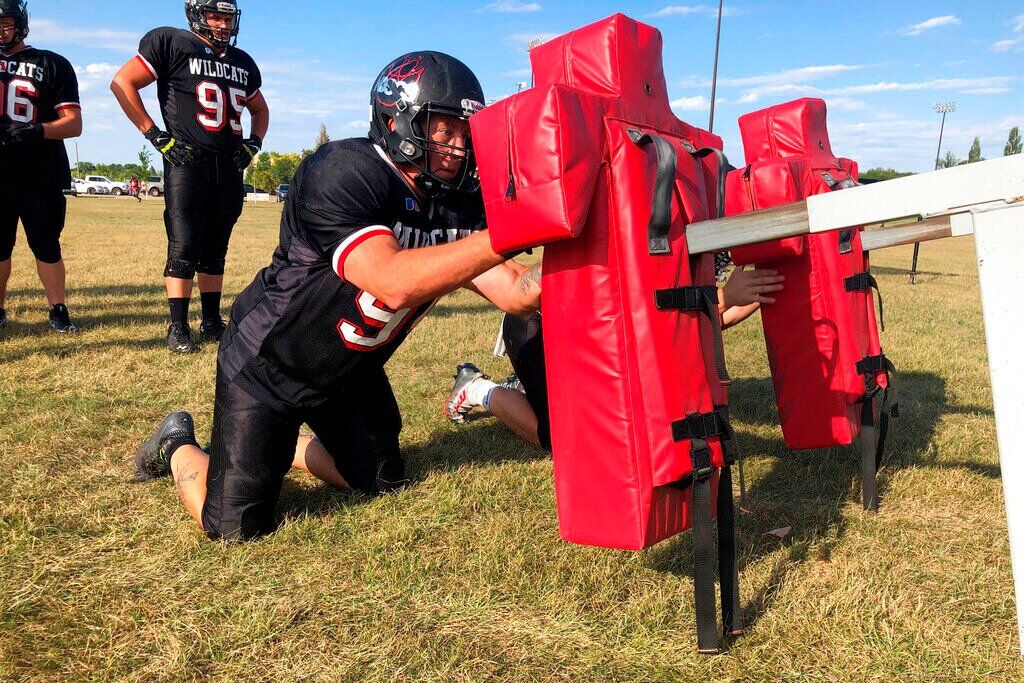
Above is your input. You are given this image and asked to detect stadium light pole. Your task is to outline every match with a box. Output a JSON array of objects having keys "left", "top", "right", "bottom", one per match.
[
  {"left": 910, "top": 100, "right": 956, "bottom": 284},
  {"left": 527, "top": 38, "right": 547, "bottom": 89},
  {"left": 708, "top": 0, "right": 725, "bottom": 133}
]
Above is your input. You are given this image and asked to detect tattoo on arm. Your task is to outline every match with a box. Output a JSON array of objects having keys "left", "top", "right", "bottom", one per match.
[{"left": 517, "top": 263, "right": 542, "bottom": 295}]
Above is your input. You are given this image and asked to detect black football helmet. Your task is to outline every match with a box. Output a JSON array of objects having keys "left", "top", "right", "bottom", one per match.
[
  {"left": 0, "top": 0, "right": 29, "bottom": 52},
  {"left": 369, "top": 51, "right": 485, "bottom": 196},
  {"left": 185, "top": 0, "right": 240, "bottom": 47}
]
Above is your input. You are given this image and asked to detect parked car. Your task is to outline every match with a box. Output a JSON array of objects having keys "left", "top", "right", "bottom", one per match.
[
  {"left": 243, "top": 183, "right": 255, "bottom": 195},
  {"left": 84, "top": 175, "right": 129, "bottom": 196},
  {"left": 276, "top": 184, "right": 290, "bottom": 202},
  {"left": 143, "top": 175, "right": 164, "bottom": 197},
  {"left": 72, "top": 178, "right": 110, "bottom": 195}
]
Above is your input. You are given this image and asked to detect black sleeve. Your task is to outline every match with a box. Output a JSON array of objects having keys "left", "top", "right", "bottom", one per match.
[
  {"left": 247, "top": 59, "right": 262, "bottom": 99},
  {"left": 138, "top": 27, "right": 173, "bottom": 77},
  {"left": 295, "top": 146, "right": 397, "bottom": 265},
  {"left": 49, "top": 54, "right": 80, "bottom": 112}
]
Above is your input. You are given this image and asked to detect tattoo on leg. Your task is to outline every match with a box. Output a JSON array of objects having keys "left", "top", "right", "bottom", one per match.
[
  {"left": 174, "top": 467, "right": 199, "bottom": 491},
  {"left": 517, "top": 263, "right": 542, "bottom": 295}
]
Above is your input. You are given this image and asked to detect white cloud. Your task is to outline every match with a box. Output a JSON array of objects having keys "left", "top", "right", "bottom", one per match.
[
  {"left": 669, "top": 95, "right": 726, "bottom": 111},
  {"left": 647, "top": 5, "right": 740, "bottom": 18},
  {"left": 993, "top": 38, "right": 1023, "bottom": 53},
  {"left": 961, "top": 87, "right": 1013, "bottom": 95},
  {"left": 507, "top": 32, "right": 559, "bottom": 51},
  {"left": 1013, "top": 14, "right": 1024, "bottom": 32},
  {"left": 718, "top": 64, "right": 866, "bottom": 88},
  {"left": 735, "top": 76, "right": 1015, "bottom": 103},
  {"left": 900, "top": 15, "right": 962, "bottom": 37},
  {"left": 31, "top": 18, "right": 139, "bottom": 51},
  {"left": 483, "top": 0, "right": 542, "bottom": 12}
]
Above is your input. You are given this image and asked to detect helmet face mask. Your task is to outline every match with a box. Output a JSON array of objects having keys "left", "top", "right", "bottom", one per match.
[
  {"left": 185, "top": 0, "right": 241, "bottom": 48},
  {"left": 0, "top": 0, "right": 29, "bottom": 52},
  {"left": 369, "top": 52, "right": 485, "bottom": 196}
]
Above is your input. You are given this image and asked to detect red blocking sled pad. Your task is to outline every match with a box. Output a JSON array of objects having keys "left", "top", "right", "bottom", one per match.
[
  {"left": 725, "top": 98, "right": 898, "bottom": 510},
  {"left": 472, "top": 14, "right": 742, "bottom": 653}
]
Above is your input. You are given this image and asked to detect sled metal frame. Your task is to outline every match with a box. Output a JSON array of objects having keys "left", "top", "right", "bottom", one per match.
[{"left": 687, "top": 154, "right": 1024, "bottom": 657}]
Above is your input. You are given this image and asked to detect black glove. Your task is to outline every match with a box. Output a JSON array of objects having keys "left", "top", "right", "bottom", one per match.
[
  {"left": 144, "top": 126, "right": 200, "bottom": 167},
  {"left": 0, "top": 122, "right": 43, "bottom": 148},
  {"left": 232, "top": 134, "right": 262, "bottom": 171}
]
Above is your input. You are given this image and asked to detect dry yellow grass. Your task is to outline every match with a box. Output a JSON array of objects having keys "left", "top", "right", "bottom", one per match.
[{"left": 1, "top": 197, "right": 1021, "bottom": 681}]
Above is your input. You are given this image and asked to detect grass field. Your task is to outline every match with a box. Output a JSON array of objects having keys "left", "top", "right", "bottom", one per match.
[{"left": 1, "top": 197, "right": 1022, "bottom": 681}]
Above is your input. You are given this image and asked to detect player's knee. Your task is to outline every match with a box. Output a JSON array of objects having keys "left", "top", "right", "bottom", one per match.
[
  {"left": 164, "top": 257, "right": 199, "bottom": 279},
  {"left": 26, "top": 237, "right": 62, "bottom": 264},
  {"left": 0, "top": 235, "right": 15, "bottom": 262},
  {"left": 201, "top": 501, "right": 278, "bottom": 542},
  {"left": 197, "top": 258, "right": 226, "bottom": 276}
]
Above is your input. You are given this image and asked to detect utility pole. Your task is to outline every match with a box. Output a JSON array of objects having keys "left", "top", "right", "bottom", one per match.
[
  {"left": 910, "top": 100, "right": 956, "bottom": 285},
  {"left": 708, "top": 0, "right": 725, "bottom": 133}
]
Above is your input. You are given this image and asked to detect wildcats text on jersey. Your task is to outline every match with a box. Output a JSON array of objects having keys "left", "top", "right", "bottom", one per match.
[
  {"left": 188, "top": 58, "right": 251, "bottom": 87},
  {"left": 0, "top": 59, "right": 42, "bottom": 80},
  {"left": 392, "top": 224, "right": 476, "bottom": 250}
]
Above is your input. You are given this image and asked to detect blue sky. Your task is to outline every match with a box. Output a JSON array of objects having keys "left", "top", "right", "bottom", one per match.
[{"left": 26, "top": 0, "right": 1024, "bottom": 172}]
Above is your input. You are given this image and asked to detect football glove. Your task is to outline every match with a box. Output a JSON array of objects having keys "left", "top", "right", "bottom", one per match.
[
  {"left": 0, "top": 122, "right": 43, "bottom": 148},
  {"left": 232, "top": 135, "right": 262, "bottom": 171},
  {"left": 144, "top": 126, "right": 200, "bottom": 167}
]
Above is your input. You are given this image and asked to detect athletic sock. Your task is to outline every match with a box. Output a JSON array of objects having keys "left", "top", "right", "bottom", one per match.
[
  {"left": 165, "top": 436, "right": 201, "bottom": 468},
  {"left": 168, "top": 297, "right": 190, "bottom": 327},
  {"left": 466, "top": 377, "right": 499, "bottom": 411},
  {"left": 200, "top": 291, "right": 222, "bottom": 321}
]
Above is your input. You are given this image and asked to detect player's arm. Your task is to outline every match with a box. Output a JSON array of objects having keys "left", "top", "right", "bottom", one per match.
[
  {"left": 464, "top": 260, "right": 541, "bottom": 316},
  {"left": 109, "top": 57, "right": 158, "bottom": 133},
  {"left": 342, "top": 232, "right": 507, "bottom": 311},
  {"left": 245, "top": 91, "right": 269, "bottom": 140},
  {"left": 718, "top": 266, "right": 785, "bottom": 330},
  {"left": 42, "top": 106, "right": 82, "bottom": 140}
]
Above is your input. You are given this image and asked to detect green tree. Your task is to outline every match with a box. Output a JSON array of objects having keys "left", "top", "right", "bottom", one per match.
[
  {"left": 1005, "top": 127, "right": 1022, "bottom": 156},
  {"left": 314, "top": 123, "right": 330, "bottom": 150},
  {"left": 938, "top": 150, "right": 963, "bottom": 169},
  {"left": 246, "top": 152, "right": 276, "bottom": 192},
  {"left": 967, "top": 137, "right": 983, "bottom": 164},
  {"left": 858, "top": 167, "right": 914, "bottom": 181},
  {"left": 137, "top": 146, "right": 154, "bottom": 176}
]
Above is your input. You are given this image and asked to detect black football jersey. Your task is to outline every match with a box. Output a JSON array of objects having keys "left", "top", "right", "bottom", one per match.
[
  {"left": 0, "top": 46, "right": 79, "bottom": 186},
  {"left": 137, "top": 27, "right": 262, "bottom": 156},
  {"left": 219, "top": 137, "right": 486, "bottom": 410}
]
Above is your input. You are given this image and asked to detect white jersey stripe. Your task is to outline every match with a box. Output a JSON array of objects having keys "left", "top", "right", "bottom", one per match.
[{"left": 331, "top": 226, "right": 395, "bottom": 280}]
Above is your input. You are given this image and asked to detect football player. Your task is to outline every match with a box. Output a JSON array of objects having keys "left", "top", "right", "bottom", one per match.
[
  {"left": 132, "top": 52, "right": 541, "bottom": 542},
  {"left": 110, "top": 0, "right": 269, "bottom": 353},
  {"left": 442, "top": 265, "right": 785, "bottom": 447},
  {"left": 0, "top": 0, "right": 83, "bottom": 333}
]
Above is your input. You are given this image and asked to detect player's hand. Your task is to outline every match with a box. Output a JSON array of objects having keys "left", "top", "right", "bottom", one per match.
[
  {"left": 144, "top": 126, "right": 200, "bottom": 167},
  {"left": 0, "top": 122, "right": 43, "bottom": 147},
  {"left": 722, "top": 266, "right": 785, "bottom": 307},
  {"left": 232, "top": 135, "right": 262, "bottom": 171}
]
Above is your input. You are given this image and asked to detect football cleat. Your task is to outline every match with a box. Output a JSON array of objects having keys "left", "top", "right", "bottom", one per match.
[
  {"left": 499, "top": 373, "right": 524, "bottom": 394},
  {"left": 48, "top": 304, "right": 78, "bottom": 333},
  {"left": 199, "top": 317, "right": 227, "bottom": 344},
  {"left": 0, "top": 307, "right": 7, "bottom": 330},
  {"left": 443, "top": 362, "right": 488, "bottom": 425},
  {"left": 133, "top": 411, "right": 197, "bottom": 482},
  {"left": 167, "top": 322, "right": 199, "bottom": 354}
]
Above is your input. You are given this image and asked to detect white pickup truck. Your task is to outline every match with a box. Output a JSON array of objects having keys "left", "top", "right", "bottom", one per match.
[{"left": 84, "top": 175, "right": 129, "bottom": 196}]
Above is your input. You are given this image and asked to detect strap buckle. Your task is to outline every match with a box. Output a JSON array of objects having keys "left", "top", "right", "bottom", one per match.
[
  {"left": 655, "top": 285, "right": 717, "bottom": 312},
  {"left": 691, "top": 439, "right": 714, "bottom": 482}
]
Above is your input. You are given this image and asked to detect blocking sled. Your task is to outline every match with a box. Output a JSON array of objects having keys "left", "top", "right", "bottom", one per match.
[
  {"left": 725, "top": 98, "right": 897, "bottom": 510},
  {"left": 472, "top": 14, "right": 742, "bottom": 653}
]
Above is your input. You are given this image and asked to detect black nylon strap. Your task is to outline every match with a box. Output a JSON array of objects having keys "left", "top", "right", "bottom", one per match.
[
  {"left": 654, "top": 286, "right": 732, "bottom": 386},
  {"left": 844, "top": 271, "right": 885, "bottom": 332},
  {"left": 717, "top": 463, "right": 743, "bottom": 639},
  {"left": 691, "top": 146, "right": 734, "bottom": 220},
  {"left": 628, "top": 130, "right": 677, "bottom": 255},
  {"left": 859, "top": 398, "right": 879, "bottom": 511},
  {"left": 672, "top": 410, "right": 730, "bottom": 444},
  {"left": 690, "top": 439, "right": 721, "bottom": 654}
]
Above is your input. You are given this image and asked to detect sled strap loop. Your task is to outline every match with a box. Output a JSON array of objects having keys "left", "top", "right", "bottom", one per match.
[
  {"left": 689, "top": 438, "right": 721, "bottom": 654},
  {"left": 628, "top": 129, "right": 677, "bottom": 255},
  {"left": 655, "top": 286, "right": 732, "bottom": 386},
  {"left": 844, "top": 271, "right": 886, "bottom": 331}
]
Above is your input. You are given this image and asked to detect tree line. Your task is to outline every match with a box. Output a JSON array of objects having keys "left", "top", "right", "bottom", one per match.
[{"left": 938, "top": 126, "right": 1022, "bottom": 169}]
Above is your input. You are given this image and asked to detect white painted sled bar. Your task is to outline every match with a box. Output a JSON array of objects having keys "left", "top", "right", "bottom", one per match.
[{"left": 688, "top": 154, "right": 1024, "bottom": 256}]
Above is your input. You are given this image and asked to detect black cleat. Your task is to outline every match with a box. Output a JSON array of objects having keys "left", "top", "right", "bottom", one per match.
[
  {"left": 167, "top": 322, "right": 199, "bottom": 354},
  {"left": 199, "top": 317, "right": 226, "bottom": 344},
  {"left": 48, "top": 304, "right": 78, "bottom": 333},
  {"left": 0, "top": 307, "right": 7, "bottom": 330},
  {"left": 133, "top": 411, "right": 196, "bottom": 482}
]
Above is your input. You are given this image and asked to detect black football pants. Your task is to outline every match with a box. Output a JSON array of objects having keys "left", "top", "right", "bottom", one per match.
[
  {"left": 162, "top": 156, "right": 244, "bottom": 279},
  {"left": 201, "top": 364, "right": 404, "bottom": 542},
  {"left": 502, "top": 311, "right": 551, "bottom": 450},
  {"left": 0, "top": 183, "right": 66, "bottom": 264}
]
